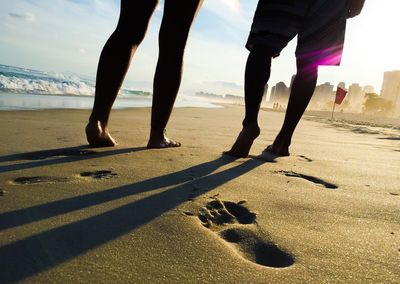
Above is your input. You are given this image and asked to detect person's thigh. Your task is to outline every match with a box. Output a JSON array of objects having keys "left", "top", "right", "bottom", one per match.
[
  {"left": 116, "top": 0, "right": 159, "bottom": 38},
  {"left": 160, "top": 0, "right": 203, "bottom": 45}
]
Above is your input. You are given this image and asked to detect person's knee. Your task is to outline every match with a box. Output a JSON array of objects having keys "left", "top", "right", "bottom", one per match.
[
  {"left": 158, "top": 39, "right": 186, "bottom": 61},
  {"left": 296, "top": 59, "right": 318, "bottom": 73},
  {"left": 112, "top": 24, "right": 147, "bottom": 47},
  {"left": 249, "top": 45, "right": 275, "bottom": 59},
  {"left": 158, "top": 20, "right": 192, "bottom": 53},
  {"left": 296, "top": 59, "right": 318, "bottom": 80}
]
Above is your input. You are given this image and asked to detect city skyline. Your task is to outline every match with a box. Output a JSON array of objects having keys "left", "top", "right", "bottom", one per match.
[{"left": 267, "top": 69, "right": 400, "bottom": 115}]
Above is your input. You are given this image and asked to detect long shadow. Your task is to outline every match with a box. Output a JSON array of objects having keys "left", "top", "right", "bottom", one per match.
[
  {"left": 0, "top": 146, "right": 147, "bottom": 173},
  {"left": 0, "top": 156, "right": 234, "bottom": 230},
  {"left": 0, "top": 157, "right": 265, "bottom": 283},
  {"left": 377, "top": 137, "right": 400, "bottom": 141},
  {"left": 0, "top": 146, "right": 93, "bottom": 163}
]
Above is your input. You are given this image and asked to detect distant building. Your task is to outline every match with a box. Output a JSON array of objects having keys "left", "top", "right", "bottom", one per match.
[
  {"left": 269, "top": 81, "right": 289, "bottom": 106},
  {"left": 381, "top": 70, "right": 400, "bottom": 109},
  {"left": 308, "top": 82, "right": 334, "bottom": 110},
  {"left": 270, "top": 86, "right": 275, "bottom": 101},
  {"left": 263, "top": 83, "right": 269, "bottom": 105},
  {"left": 347, "top": 83, "right": 364, "bottom": 108},
  {"left": 348, "top": 83, "right": 362, "bottom": 103},
  {"left": 363, "top": 85, "right": 375, "bottom": 94},
  {"left": 264, "top": 83, "right": 269, "bottom": 97},
  {"left": 195, "top": 91, "right": 245, "bottom": 105}
]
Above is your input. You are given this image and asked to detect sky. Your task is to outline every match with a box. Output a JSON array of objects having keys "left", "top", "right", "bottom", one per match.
[{"left": 1, "top": 0, "right": 399, "bottom": 97}]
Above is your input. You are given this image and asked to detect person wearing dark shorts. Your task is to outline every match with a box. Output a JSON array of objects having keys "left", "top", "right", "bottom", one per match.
[{"left": 226, "top": 0, "right": 365, "bottom": 158}]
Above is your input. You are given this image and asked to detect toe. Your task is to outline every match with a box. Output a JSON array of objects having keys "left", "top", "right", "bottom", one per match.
[{"left": 147, "top": 138, "right": 181, "bottom": 149}]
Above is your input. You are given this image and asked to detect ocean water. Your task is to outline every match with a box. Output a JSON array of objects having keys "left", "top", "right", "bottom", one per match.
[{"left": 0, "top": 64, "right": 219, "bottom": 110}]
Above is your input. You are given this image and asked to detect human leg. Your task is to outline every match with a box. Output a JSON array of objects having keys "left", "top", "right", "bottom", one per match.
[
  {"left": 86, "top": 0, "right": 159, "bottom": 147},
  {"left": 147, "top": 0, "right": 203, "bottom": 149},
  {"left": 225, "top": 0, "right": 312, "bottom": 158},
  {"left": 265, "top": 0, "right": 348, "bottom": 156},
  {"left": 225, "top": 46, "right": 272, "bottom": 158},
  {"left": 267, "top": 60, "right": 318, "bottom": 156}
]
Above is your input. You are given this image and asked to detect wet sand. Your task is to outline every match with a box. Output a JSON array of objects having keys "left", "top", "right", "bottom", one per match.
[{"left": 0, "top": 105, "right": 399, "bottom": 283}]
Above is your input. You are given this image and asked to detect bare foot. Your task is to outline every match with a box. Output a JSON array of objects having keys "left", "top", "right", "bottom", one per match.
[
  {"left": 264, "top": 144, "right": 290, "bottom": 157},
  {"left": 147, "top": 137, "right": 181, "bottom": 149},
  {"left": 85, "top": 121, "right": 117, "bottom": 147},
  {"left": 147, "top": 129, "right": 181, "bottom": 149},
  {"left": 224, "top": 124, "right": 260, "bottom": 158}
]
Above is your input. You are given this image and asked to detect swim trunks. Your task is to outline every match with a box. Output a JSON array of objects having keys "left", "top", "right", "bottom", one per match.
[{"left": 246, "top": 0, "right": 348, "bottom": 65}]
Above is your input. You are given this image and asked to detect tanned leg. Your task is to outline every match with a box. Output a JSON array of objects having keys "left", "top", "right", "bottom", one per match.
[
  {"left": 86, "top": 0, "right": 159, "bottom": 147},
  {"left": 147, "top": 0, "right": 203, "bottom": 148},
  {"left": 226, "top": 46, "right": 272, "bottom": 158},
  {"left": 267, "top": 60, "right": 318, "bottom": 156}
]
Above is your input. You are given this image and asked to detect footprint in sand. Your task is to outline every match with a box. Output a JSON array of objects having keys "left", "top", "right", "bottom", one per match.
[
  {"left": 11, "top": 176, "right": 69, "bottom": 185},
  {"left": 198, "top": 199, "right": 294, "bottom": 268},
  {"left": 80, "top": 170, "right": 117, "bottom": 180},
  {"left": 297, "top": 155, "right": 313, "bottom": 162},
  {"left": 276, "top": 170, "right": 338, "bottom": 189}
]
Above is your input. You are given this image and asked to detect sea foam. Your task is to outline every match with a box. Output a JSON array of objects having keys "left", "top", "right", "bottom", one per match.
[{"left": 0, "top": 64, "right": 95, "bottom": 96}]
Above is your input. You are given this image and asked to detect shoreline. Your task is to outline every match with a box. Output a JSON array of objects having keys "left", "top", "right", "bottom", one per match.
[{"left": 0, "top": 92, "right": 221, "bottom": 111}]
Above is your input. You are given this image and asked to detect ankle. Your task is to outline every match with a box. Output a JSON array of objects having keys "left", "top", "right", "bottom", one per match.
[
  {"left": 87, "top": 120, "right": 109, "bottom": 136},
  {"left": 150, "top": 128, "right": 166, "bottom": 140},
  {"left": 242, "top": 120, "right": 259, "bottom": 129},
  {"left": 274, "top": 133, "right": 291, "bottom": 148}
]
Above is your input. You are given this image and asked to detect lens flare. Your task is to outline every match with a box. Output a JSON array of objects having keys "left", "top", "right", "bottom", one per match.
[{"left": 221, "top": 0, "right": 240, "bottom": 12}]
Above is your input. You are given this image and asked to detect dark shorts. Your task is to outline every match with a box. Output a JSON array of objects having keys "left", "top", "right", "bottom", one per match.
[{"left": 246, "top": 0, "right": 348, "bottom": 66}]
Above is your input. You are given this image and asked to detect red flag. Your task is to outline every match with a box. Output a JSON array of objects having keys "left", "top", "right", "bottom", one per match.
[{"left": 335, "top": 86, "right": 348, "bottom": 104}]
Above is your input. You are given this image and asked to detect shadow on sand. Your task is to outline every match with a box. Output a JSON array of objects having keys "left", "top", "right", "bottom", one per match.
[
  {"left": 0, "top": 145, "right": 147, "bottom": 173},
  {"left": 0, "top": 146, "right": 268, "bottom": 283}
]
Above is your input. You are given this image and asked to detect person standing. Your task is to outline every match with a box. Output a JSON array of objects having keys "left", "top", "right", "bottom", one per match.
[
  {"left": 226, "top": 0, "right": 365, "bottom": 157},
  {"left": 86, "top": 0, "right": 203, "bottom": 148}
]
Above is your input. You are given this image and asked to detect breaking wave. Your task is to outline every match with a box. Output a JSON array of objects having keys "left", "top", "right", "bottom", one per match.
[{"left": 0, "top": 64, "right": 95, "bottom": 96}]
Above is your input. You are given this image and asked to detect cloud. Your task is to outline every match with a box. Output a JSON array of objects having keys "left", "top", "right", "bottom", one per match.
[{"left": 8, "top": 12, "right": 35, "bottom": 22}]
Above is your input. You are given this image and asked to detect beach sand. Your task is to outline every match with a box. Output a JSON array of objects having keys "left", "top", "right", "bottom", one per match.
[{"left": 0, "top": 105, "right": 399, "bottom": 283}]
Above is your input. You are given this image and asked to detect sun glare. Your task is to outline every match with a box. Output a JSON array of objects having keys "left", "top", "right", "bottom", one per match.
[{"left": 221, "top": 0, "right": 240, "bottom": 12}]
